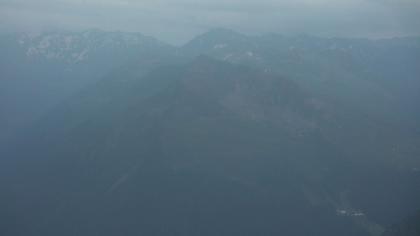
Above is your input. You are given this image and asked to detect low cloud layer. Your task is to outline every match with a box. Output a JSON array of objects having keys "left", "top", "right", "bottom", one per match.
[{"left": 1, "top": 0, "right": 419, "bottom": 44}]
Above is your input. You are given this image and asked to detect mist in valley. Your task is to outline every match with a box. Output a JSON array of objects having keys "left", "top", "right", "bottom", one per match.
[{"left": 1, "top": 1, "right": 420, "bottom": 235}]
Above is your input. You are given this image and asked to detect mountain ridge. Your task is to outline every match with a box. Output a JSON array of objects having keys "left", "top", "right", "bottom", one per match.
[{"left": 1, "top": 28, "right": 420, "bottom": 236}]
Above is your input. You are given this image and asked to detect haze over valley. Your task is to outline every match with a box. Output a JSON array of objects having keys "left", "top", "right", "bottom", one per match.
[{"left": 1, "top": 1, "right": 420, "bottom": 235}]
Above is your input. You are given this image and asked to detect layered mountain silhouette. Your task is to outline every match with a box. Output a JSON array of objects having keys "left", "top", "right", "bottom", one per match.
[
  {"left": 183, "top": 29, "right": 420, "bottom": 126},
  {"left": 0, "top": 30, "right": 175, "bottom": 146},
  {"left": 1, "top": 29, "right": 419, "bottom": 236}
]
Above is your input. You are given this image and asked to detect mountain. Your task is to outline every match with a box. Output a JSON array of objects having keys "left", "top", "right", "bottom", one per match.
[
  {"left": 2, "top": 55, "right": 420, "bottom": 236},
  {"left": 1, "top": 29, "right": 420, "bottom": 235},
  {"left": 183, "top": 30, "right": 420, "bottom": 128},
  {"left": 383, "top": 211, "right": 420, "bottom": 236},
  {"left": 2, "top": 28, "right": 418, "bottom": 148},
  {"left": 0, "top": 29, "right": 175, "bottom": 146}
]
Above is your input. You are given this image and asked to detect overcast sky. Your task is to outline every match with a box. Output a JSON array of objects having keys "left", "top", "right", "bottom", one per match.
[{"left": 1, "top": 0, "right": 419, "bottom": 44}]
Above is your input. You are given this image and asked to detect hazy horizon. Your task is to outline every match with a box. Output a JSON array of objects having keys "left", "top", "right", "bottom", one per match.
[
  {"left": 1, "top": 1, "right": 420, "bottom": 235},
  {"left": 2, "top": 27, "right": 420, "bottom": 47},
  {"left": 1, "top": 0, "right": 420, "bottom": 45}
]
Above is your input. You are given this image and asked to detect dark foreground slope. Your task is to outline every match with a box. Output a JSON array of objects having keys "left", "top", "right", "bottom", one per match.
[
  {"left": 383, "top": 211, "right": 420, "bottom": 236},
  {"left": 1, "top": 57, "right": 419, "bottom": 236}
]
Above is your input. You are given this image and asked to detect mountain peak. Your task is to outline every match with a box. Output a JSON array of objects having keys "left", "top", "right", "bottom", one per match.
[
  {"left": 204, "top": 28, "right": 245, "bottom": 37},
  {"left": 182, "top": 28, "right": 253, "bottom": 57},
  {"left": 194, "top": 28, "right": 248, "bottom": 42},
  {"left": 12, "top": 30, "right": 171, "bottom": 64}
]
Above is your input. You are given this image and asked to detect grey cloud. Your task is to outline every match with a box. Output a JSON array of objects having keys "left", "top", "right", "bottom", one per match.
[{"left": 0, "top": 0, "right": 419, "bottom": 44}]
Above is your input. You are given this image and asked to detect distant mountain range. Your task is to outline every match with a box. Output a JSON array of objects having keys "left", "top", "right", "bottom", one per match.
[
  {"left": 2, "top": 29, "right": 171, "bottom": 63},
  {"left": 0, "top": 30, "right": 176, "bottom": 146},
  {"left": 183, "top": 29, "right": 420, "bottom": 125},
  {"left": 1, "top": 29, "right": 419, "bottom": 236}
]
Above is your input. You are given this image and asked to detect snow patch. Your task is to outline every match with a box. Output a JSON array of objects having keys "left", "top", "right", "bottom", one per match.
[
  {"left": 223, "top": 53, "right": 233, "bottom": 61},
  {"left": 64, "top": 36, "right": 74, "bottom": 50},
  {"left": 73, "top": 49, "right": 89, "bottom": 62},
  {"left": 38, "top": 36, "right": 51, "bottom": 49},
  {"left": 336, "top": 209, "right": 365, "bottom": 217},
  {"left": 213, "top": 44, "right": 227, "bottom": 49}
]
